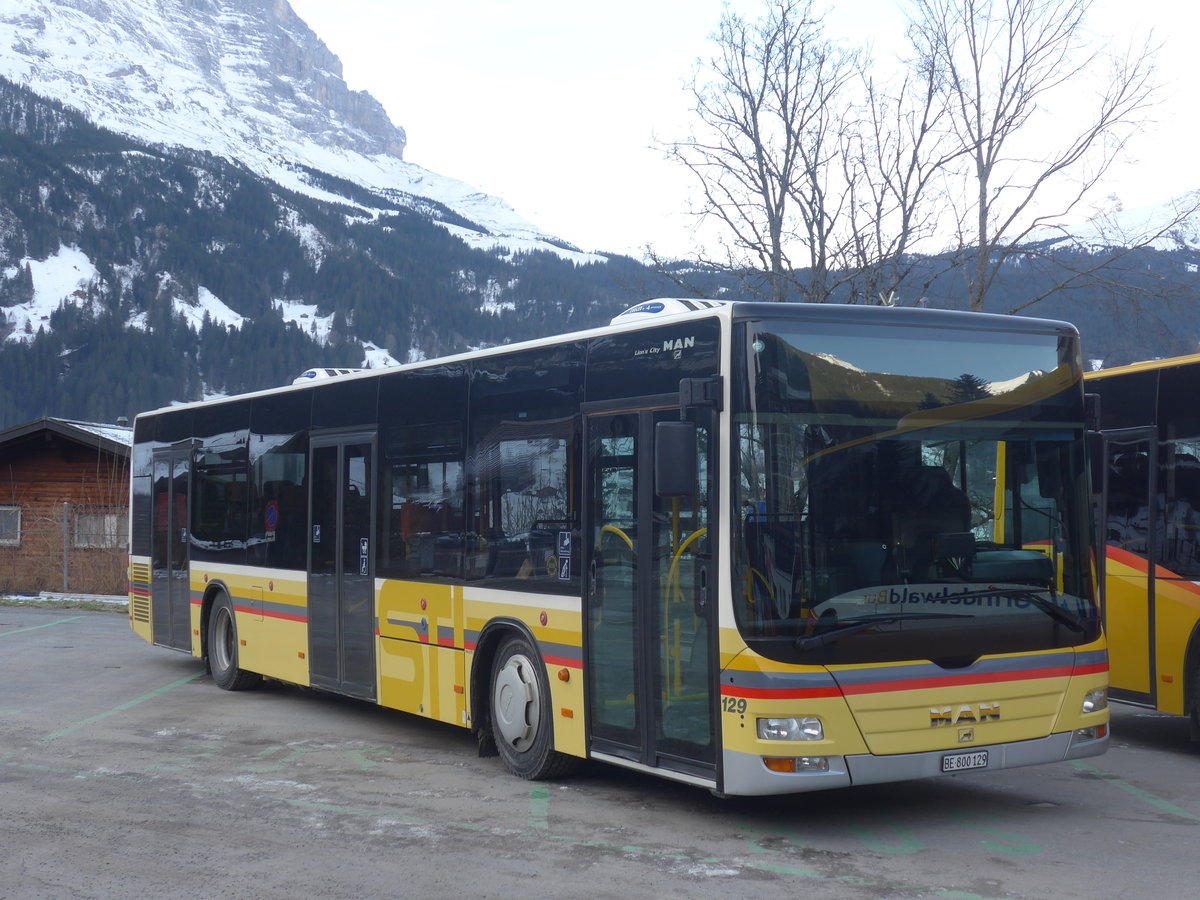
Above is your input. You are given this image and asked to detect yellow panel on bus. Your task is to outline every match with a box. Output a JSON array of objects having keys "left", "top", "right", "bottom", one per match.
[{"left": 378, "top": 638, "right": 466, "bottom": 726}]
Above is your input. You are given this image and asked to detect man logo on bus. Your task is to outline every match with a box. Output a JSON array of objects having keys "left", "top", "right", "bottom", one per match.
[
  {"left": 930, "top": 703, "right": 1001, "bottom": 726},
  {"left": 663, "top": 336, "right": 695, "bottom": 360}
]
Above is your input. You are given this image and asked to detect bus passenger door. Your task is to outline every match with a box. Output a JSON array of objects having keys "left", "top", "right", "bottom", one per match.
[
  {"left": 584, "top": 405, "right": 717, "bottom": 781},
  {"left": 308, "top": 433, "right": 377, "bottom": 700},
  {"left": 1099, "top": 430, "right": 1157, "bottom": 704},
  {"left": 151, "top": 447, "right": 192, "bottom": 651}
]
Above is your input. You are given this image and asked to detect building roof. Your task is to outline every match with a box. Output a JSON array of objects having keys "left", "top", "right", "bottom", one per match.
[{"left": 0, "top": 417, "right": 132, "bottom": 459}]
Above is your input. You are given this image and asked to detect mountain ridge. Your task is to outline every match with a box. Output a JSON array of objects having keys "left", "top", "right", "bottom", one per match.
[{"left": 0, "top": 0, "right": 589, "bottom": 257}]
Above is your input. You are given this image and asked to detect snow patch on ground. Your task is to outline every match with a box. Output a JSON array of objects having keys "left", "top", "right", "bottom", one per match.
[
  {"left": 360, "top": 340, "right": 399, "bottom": 368},
  {"left": 175, "top": 286, "right": 246, "bottom": 331},
  {"left": 274, "top": 299, "right": 334, "bottom": 344}
]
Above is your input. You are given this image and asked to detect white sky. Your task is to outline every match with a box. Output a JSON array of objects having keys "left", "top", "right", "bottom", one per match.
[{"left": 285, "top": 0, "right": 1198, "bottom": 259}]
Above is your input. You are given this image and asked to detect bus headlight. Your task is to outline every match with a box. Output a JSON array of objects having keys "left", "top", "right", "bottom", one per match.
[
  {"left": 757, "top": 716, "right": 823, "bottom": 741},
  {"left": 1081, "top": 688, "right": 1108, "bottom": 714}
]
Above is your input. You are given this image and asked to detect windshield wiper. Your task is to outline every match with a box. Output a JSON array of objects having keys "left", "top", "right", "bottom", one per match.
[
  {"left": 947, "top": 588, "right": 1086, "bottom": 633},
  {"left": 794, "top": 612, "right": 971, "bottom": 651}
]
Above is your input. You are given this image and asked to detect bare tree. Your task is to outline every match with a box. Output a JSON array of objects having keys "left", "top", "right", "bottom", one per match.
[
  {"left": 669, "top": 0, "right": 1192, "bottom": 317},
  {"left": 908, "top": 0, "right": 1163, "bottom": 311},
  {"left": 666, "top": 0, "right": 860, "bottom": 302},
  {"left": 838, "top": 60, "right": 966, "bottom": 304}
]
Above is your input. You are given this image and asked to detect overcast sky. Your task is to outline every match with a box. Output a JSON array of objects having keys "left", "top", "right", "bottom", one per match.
[{"left": 285, "top": 0, "right": 1196, "bottom": 259}]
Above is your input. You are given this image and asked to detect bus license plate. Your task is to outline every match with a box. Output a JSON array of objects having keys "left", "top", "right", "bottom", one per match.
[{"left": 942, "top": 750, "right": 988, "bottom": 773}]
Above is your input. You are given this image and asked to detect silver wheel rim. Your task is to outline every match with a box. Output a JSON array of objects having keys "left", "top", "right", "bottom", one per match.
[
  {"left": 212, "top": 606, "right": 234, "bottom": 673},
  {"left": 493, "top": 653, "right": 540, "bottom": 751}
]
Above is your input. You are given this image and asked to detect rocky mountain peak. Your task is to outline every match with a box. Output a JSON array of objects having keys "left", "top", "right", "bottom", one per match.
[{"left": 0, "top": 0, "right": 406, "bottom": 161}]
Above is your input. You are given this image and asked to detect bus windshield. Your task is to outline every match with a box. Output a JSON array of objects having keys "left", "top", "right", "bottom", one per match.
[{"left": 731, "top": 318, "right": 1099, "bottom": 666}]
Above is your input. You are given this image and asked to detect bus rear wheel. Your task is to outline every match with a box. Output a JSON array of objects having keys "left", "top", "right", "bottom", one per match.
[
  {"left": 490, "top": 635, "right": 577, "bottom": 780},
  {"left": 207, "top": 592, "right": 262, "bottom": 692}
]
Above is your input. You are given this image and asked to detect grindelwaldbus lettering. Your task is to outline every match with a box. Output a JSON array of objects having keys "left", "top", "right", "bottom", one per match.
[{"left": 864, "top": 586, "right": 1043, "bottom": 607}]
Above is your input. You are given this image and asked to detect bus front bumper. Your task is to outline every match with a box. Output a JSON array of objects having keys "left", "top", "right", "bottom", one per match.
[{"left": 720, "top": 728, "right": 1108, "bottom": 796}]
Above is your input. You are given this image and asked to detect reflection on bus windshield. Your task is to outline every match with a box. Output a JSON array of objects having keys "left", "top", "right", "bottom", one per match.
[{"left": 733, "top": 323, "right": 1098, "bottom": 664}]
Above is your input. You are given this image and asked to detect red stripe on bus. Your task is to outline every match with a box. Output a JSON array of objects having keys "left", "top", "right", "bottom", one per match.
[
  {"left": 266, "top": 610, "right": 308, "bottom": 623},
  {"left": 1105, "top": 545, "right": 1200, "bottom": 589},
  {"left": 838, "top": 666, "right": 1076, "bottom": 695},
  {"left": 544, "top": 654, "right": 583, "bottom": 669},
  {"left": 230, "top": 604, "right": 307, "bottom": 624},
  {"left": 723, "top": 664, "right": 1094, "bottom": 701}
]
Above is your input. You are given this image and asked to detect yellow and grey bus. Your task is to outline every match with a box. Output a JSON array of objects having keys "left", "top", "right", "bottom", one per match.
[
  {"left": 128, "top": 299, "right": 1108, "bottom": 795},
  {"left": 1087, "top": 353, "right": 1200, "bottom": 735}
]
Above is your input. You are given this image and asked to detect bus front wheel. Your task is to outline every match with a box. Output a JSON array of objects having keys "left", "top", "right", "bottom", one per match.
[
  {"left": 490, "top": 635, "right": 577, "bottom": 780},
  {"left": 207, "top": 592, "right": 262, "bottom": 692}
]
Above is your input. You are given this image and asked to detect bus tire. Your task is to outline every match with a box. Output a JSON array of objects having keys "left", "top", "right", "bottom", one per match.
[
  {"left": 207, "top": 592, "right": 262, "bottom": 692},
  {"left": 490, "top": 635, "right": 577, "bottom": 780}
]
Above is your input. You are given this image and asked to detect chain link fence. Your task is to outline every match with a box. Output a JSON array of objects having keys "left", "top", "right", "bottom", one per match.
[{"left": 0, "top": 501, "right": 127, "bottom": 595}]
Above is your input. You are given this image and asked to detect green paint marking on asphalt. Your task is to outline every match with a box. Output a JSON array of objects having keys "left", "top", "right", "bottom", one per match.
[
  {"left": 241, "top": 746, "right": 308, "bottom": 773},
  {"left": 1, "top": 757, "right": 146, "bottom": 783},
  {"left": 950, "top": 813, "right": 1042, "bottom": 854},
  {"left": 0, "top": 616, "right": 84, "bottom": 636},
  {"left": 37, "top": 671, "right": 205, "bottom": 744},
  {"left": 529, "top": 783, "right": 549, "bottom": 830},
  {"left": 739, "top": 817, "right": 810, "bottom": 854},
  {"left": 734, "top": 860, "right": 823, "bottom": 878},
  {"left": 1070, "top": 759, "right": 1200, "bottom": 822},
  {"left": 849, "top": 819, "right": 925, "bottom": 854}
]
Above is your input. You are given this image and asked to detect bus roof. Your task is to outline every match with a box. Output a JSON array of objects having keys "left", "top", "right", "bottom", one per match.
[{"left": 134, "top": 300, "right": 1080, "bottom": 420}]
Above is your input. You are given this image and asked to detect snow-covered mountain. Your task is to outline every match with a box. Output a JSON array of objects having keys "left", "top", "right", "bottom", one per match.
[
  {"left": 0, "top": 0, "right": 589, "bottom": 259},
  {"left": 1026, "top": 192, "right": 1200, "bottom": 255}
]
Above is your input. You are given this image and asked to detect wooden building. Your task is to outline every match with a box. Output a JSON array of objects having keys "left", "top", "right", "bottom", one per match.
[{"left": 0, "top": 417, "right": 131, "bottom": 595}]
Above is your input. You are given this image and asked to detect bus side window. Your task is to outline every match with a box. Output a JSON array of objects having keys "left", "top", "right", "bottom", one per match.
[
  {"left": 466, "top": 345, "right": 584, "bottom": 592},
  {"left": 380, "top": 424, "right": 465, "bottom": 580},
  {"left": 248, "top": 391, "right": 311, "bottom": 572}
]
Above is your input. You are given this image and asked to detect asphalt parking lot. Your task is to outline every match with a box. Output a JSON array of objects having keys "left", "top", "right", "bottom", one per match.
[{"left": 2, "top": 604, "right": 1197, "bottom": 900}]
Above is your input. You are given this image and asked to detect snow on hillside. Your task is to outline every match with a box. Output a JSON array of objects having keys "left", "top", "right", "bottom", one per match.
[
  {"left": 1, "top": 243, "right": 403, "bottom": 373},
  {"left": 1027, "top": 193, "right": 1200, "bottom": 253},
  {"left": 274, "top": 299, "right": 334, "bottom": 343},
  {"left": 1, "top": 245, "right": 98, "bottom": 341}
]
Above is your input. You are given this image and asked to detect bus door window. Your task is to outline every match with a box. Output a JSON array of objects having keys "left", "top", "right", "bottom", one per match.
[
  {"left": 588, "top": 416, "right": 639, "bottom": 743},
  {"left": 653, "top": 412, "right": 713, "bottom": 761},
  {"left": 735, "top": 421, "right": 810, "bottom": 631},
  {"left": 1105, "top": 449, "right": 1152, "bottom": 556}
]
